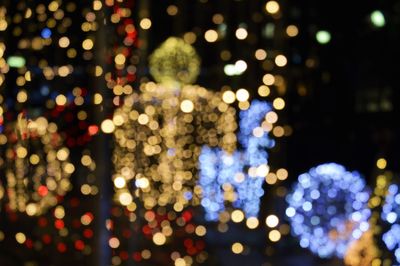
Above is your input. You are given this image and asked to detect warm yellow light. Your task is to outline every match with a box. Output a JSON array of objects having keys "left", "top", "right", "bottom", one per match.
[
  {"left": 180, "top": 99, "right": 194, "bottom": 113},
  {"left": 114, "top": 177, "right": 126, "bottom": 188},
  {"left": 15, "top": 232, "right": 26, "bottom": 244},
  {"left": 175, "top": 258, "right": 185, "bottom": 266},
  {"left": 377, "top": 158, "right": 387, "bottom": 169},
  {"left": 286, "top": 25, "right": 299, "bottom": 37},
  {"left": 195, "top": 225, "right": 207, "bottom": 236},
  {"left": 55, "top": 94, "right": 67, "bottom": 105},
  {"left": 236, "top": 88, "right": 249, "bottom": 102},
  {"left": 246, "top": 217, "right": 259, "bottom": 229},
  {"left": 265, "top": 111, "right": 278, "bottom": 124},
  {"left": 258, "top": 85, "right": 270, "bottom": 97},
  {"left": 263, "top": 74, "right": 275, "bottom": 86},
  {"left": 276, "top": 168, "right": 288, "bottom": 180},
  {"left": 255, "top": 49, "right": 267, "bottom": 60},
  {"left": 204, "top": 29, "right": 218, "bottom": 43},
  {"left": 222, "top": 90, "right": 236, "bottom": 104},
  {"left": 140, "top": 18, "right": 152, "bottom": 30},
  {"left": 101, "top": 119, "right": 115, "bottom": 134},
  {"left": 153, "top": 232, "right": 166, "bottom": 245},
  {"left": 269, "top": 230, "right": 281, "bottom": 242},
  {"left": 235, "top": 28, "right": 248, "bottom": 40},
  {"left": 82, "top": 39, "right": 94, "bottom": 50},
  {"left": 275, "top": 55, "right": 287, "bottom": 67},
  {"left": 265, "top": 1, "right": 280, "bottom": 14},
  {"left": 231, "top": 210, "right": 244, "bottom": 223},
  {"left": 273, "top": 98, "right": 285, "bottom": 110},
  {"left": 109, "top": 237, "right": 120, "bottom": 248},
  {"left": 231, "top": 242, "right": 244, "bottom": 254},
  {"left": 114, "top": 54, "right": 126, "bottom": 65},
  {"left": 119, "top": 192, "right": 133, "bottom": 206},
  {"left": 59, "top": 37, "right": 70, "bottom": 48}
]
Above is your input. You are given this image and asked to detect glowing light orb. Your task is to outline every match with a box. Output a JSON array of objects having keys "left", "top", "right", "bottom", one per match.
[
  {"left": 382, "top": 184, "right": 400, "bottom": 264},
  {"left": 199, "top": 100, "right": 275, "bottom": 221},
  {"left": 286, "top": 163, "right": 371, "bottom": 258},
  {"left": 149, "top": 37, "right": 200, "bottom": 85}
]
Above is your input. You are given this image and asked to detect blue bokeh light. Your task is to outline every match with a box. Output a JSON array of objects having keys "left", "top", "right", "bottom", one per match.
[
  {"left": 41, "top": 28, "right": 52, "bottom": 39},
  {"left": 382, "top": 184, "right": 400, "bottom": 264},
  {"left": 286, "top": 163, "right": 371, "bottom": 258},
  {"left": 199, "top": 100, "right": 275, "bottom": 221}
]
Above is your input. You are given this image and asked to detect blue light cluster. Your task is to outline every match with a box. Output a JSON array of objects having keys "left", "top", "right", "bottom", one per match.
[
  {"left": 199, "top": 100, "right": 275, "bottom": 221},
  {"left": 382, "top": 184, "right": 400, "bottom": 264},
  {"left": 286, "top": 163, "right": 371, "bottom": 258}
]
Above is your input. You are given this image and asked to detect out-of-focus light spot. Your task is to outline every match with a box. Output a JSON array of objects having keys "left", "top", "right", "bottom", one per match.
[
  {"left": 236, "top": 89, "right": 249, "bottom": 102},
  {"left": 82, "top": 39, "right": 94, "bottom": 50},
  {"left": 370, "top": 10, "right": 385, "bottom": 27},
  {"left": 258, "top": 85, "right": 270, "bottom": 97},
  {"left": 15, "top": 232, "right": 26, "bottom": 244},
  {"left": 235, "top": 60, "right": 247, "bottom": 73},
  {"left": 41, "top": 28, "right": 52, "bottom": 39},
  {"left": 376, "top": 158, "right": 387, "bottom": 170},
  {"left": 269, "top": 230, "right": 281, "bottom": 242},
  {"left": 231, "top": 242, "right": 244, "bottom": 254},
  {"left": 231, "top": 210, "right": 245, "bottom": 223},
  {"left": 167, "top": 5, "right": 178, "bottom": 16},
  {"left": 222, "top": 90, "right": 236, "bottom": 104},
  {"left": 235, "top": 28, "right": 248, "bottom": 40},
  {"left": 316, "top": 30, "right": 331, "bottom": 44},
  {"left": 273, "top": 98, "right": 285, "bottom": 110},
  {"left": 109, "top": 237, "right": 120, "bottom": 248},
  {"left": 101, "top": 119, "right": 115, "bottom": 134},
  {"left": 204, "top": 29, "right": 218, "bottom": 42},
  {"left": 275, "top": 55, "right": 287, "bottom": 67},
  {"left": 266, "top": 215, "right": 279, "bottom": 228},
  {"left": 246, "top": 217, "right": 259, "bottom": 229},
  {"left": 119, "top": 192, "right": 133, "bottom": 206},
  {"left": 7, "top": 56, "right": 26, "bottom": 68},
  {"left": 263, "top": 74, "right": 275, "bottom": 86},
  {"left": 114, "top": 177, "right": 126, "bottom": 188},
  {"left": 140, "top": 18, "right": 152, "bottom": 30},
  {"left": 255, "top": 49, "right": 267, "bottom": 60},
  {"left": 180, "top": 99, "right": 194, "bottom": 113},
  {"left": 153, "top": 232, "right": 166, "bottom": 245},
  {"left": 286, "top": 25, "right": 299, "bottom": 37},
  {"left": 175, "top": 258, "right": 185, "bottom": 266},
  {"left": 265, "top": 1, "right": 280, "bottom": 14}
]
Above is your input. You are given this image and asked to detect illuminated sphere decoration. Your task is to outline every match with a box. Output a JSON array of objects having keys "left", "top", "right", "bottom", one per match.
[
  {"left": 286, "top": 163, "right": 371, "bottom": 258},
  {"left": 199, "top": 100, "right": 275, "bottom": 221},
  {"left": 113, "top": 38, "right": 237, "bottom": 211},
  {"left": 2, "top": 114, "right": 73, "bottom": 216},
  {"left": 381, "top": 184, "right": 400, "bottom": 264},
  {"left": 149, "top": 37, "right": 200, "bottom": 85}
]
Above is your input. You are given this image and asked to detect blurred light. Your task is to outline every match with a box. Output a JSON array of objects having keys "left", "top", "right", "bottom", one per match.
[
  {"left": 286, "top": 25, "right": 299, "bottom": 37},
  {"left": 316, "top": 31, "right": 331, "bottom": 44},
  {"left": 7, "top": 56, "right": 26, "bottom": 68},
  {"left": 236, "top": 89, "right": 250, "bottom": 102},
  {"left": 370, "top": 10, "right": 385, "bottom": 27},
  {"left": 265, "top": 1, "right": 280, "bottom": 14},
  {"left": 204, "top": 29, "right": 218, "bottom": 42},
  {"left": 101, "top": 119, "right": 115, "bottom": 134},
  {"left": 286, "top": 163, "right": 371, "bottom": 258},
  {"left": 376, "top": 158, "right": 387, "bottom": 170},
  {"left": 232, "top": 242, "right": 244, "bottom": 254},
  {"left": 269, "top": 230, "right": 281, "bottom": 242},
  {"left": 235, "top": 28, "right": 248, "bottom": 40},
  {"left": 266, "top": 215, "right": 279, "bottom": 228}
]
